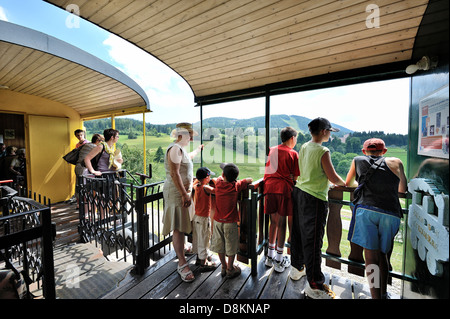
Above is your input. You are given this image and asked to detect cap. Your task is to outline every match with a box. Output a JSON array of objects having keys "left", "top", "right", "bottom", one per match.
[
  {"left": 220, "top": 163, "right": 239, "bottom": 182},
  {"left": 362, "top": 138, "right": 386, "bottom": 151},
  {"left": 196, "top": 167, "right": 214, "bottom": 180},
  {"left": 308, "top": 117, "right": 340, "bottom": 132}
]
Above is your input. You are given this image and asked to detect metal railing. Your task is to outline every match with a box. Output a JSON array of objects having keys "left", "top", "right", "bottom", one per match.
[
  {"left": 0, "top": 185, "right": 55, "bottom": 299},
  {"left": 239, "top": 179, "right": 416, "bottom": 285},
  {"left": 77, "top": 172, "right": 414, "bottom": 287},
  {"left": 77, "top": 172, "right": 168, "bottom": 275}
]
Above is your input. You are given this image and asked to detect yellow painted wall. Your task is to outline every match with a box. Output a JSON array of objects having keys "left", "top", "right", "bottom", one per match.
[{"left": 0, "top": 90, "right": 81, "bottom": 203}]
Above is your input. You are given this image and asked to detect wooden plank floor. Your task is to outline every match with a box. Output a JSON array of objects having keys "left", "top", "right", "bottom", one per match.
[
  {"left": 102, "top": 251, "right": 380, "bottom": 300},
  {"left": 46, "top": 202, "right": 400, "bottom": 301},
  {"left": 51, "top": 201, "right": 80, "bottom": 247}
]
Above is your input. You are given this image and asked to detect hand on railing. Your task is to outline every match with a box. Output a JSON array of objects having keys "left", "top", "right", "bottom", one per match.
[{"left": 248, "top": 178, "right": 264, "bottom": 191}]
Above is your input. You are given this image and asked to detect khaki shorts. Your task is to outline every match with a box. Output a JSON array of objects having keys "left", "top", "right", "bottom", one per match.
[
  {"left": 211, "top": 221, "right": 238, "bottom": 256},
  {"left": 192, "top": 215, "right": 211, "bottom": 260}
]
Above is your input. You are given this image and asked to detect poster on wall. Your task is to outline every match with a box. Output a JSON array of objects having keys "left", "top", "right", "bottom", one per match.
[{"left": 418, "top": 84, "right": 449, "bottom": 159}]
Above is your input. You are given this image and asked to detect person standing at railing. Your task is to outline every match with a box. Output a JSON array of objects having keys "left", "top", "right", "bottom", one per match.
[
  {"left": 75, "top": 133, "right": 104, "bottom": 178},
  {"left": 263, "top": 127, "right": 300, "bottom": 274},
  {"left": 345, "top": 138, "right": 407, "bottom": 299},
  {"left": 191, "top": 167, "right": 217, "bottom": 272},
  {"left": 162, "top": 123, "right": 203, "bottom": 283},
  {"left": 75, "top": 133, "right": 104, "bottom": 209},
  {"left": 291, "top": 117, "right": 345, "bottom": 299},
  {"left": 84, "top": 129, "right": 122, "bottom": 178},
  {"left": 210, "top": 163, "right": 253, "bottom": 279}
]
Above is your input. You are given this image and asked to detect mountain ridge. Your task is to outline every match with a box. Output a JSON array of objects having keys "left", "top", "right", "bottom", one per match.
[{"left": 198, "top": 114, "right": 353, "bottom": 136}]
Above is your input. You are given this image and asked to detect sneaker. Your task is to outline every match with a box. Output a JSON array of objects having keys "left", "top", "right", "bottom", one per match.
[
  {"left": 273, "top": 255, "right": 291, "bottom": 273},
  {"left": 265, "top": 256, "right": 273, "bottom": 267},
  {"left": 289, "top": 265, "right": 306, "bottom": 280},
  {"left": 305, "top": 282, "right": 336, "bottom": 299}
]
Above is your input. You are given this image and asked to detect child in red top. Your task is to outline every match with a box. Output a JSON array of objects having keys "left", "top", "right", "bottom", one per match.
[
  {"left": 192, "top": 167, "right": 217, "bottom": 272},
  {"left": 209, "top": 163, "right": 252, "bottom": 279},
  {"left": 263, "top": 127, "right": 300, "bottom": 273}
]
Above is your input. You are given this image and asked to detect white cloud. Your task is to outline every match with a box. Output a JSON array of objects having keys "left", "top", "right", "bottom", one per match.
[
  {"left": 0, "top": 6, "right": 9, "bottom": 21},
  {"left": 103, "top": 34, "right": 196, "bottom": 124}
]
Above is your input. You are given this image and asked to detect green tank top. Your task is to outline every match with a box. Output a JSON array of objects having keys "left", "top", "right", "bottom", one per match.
[{"left": 297, "top": 141, "right": 330, "bottom": 201}]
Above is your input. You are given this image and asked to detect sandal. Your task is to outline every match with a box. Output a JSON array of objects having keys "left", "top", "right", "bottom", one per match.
[
  {"left": 184, "top": 246, "right": 194, "bottom": 256},
  {"left": 195, "top": 255, "right": 213, "bottom": 265},
  {"left": 226, "top": 265, "right": 241, "bottom": 279},
  {"left": 199, "top": 260, "right": 217, "bottom": 272},
  {"left": 177, "top": 263, "right": 195, "bottom": 283},
  {"left": 221, "top": 267, "right": 227, "bottom": 277}
]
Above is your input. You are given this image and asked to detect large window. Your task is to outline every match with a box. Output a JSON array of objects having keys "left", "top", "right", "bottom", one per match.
[
  {"left": 201, "top": 98, "right": 266, "bottom": 181},
  {"left": 270, "top": 78, "right": 410, "bottom": 179}
]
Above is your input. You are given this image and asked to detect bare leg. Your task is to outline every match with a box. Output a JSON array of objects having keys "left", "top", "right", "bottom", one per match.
[
  {"left": 218, "top": 252, "right": 227, "bottom": 270},
  {"left": 173, "top": 229, "right": 194, "bottom": 281},
  {"left": 227, "top": 254, "right": 236, "bottom": 271},
  {"left": 268, "top": 213, "right": 279, "bottom": 247},
  {"left": 364, "top": 249, "right": 386, "bottom": 299},
  {"left": 276, "top": 214, "right": 287, "bottom": 252}
]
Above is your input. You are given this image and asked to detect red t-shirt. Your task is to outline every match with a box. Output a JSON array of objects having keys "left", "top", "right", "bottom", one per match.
[
  {"left": 263, "top": 144, "right": 300, "bottom": 198},
  {"left": 214, "top": 176, "right": 250, "bottom": 223},
  {"left": 193, "top": 181, "right": 212, "bottom": 218}
]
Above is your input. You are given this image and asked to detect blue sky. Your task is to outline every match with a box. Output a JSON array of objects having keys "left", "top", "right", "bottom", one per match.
[{"left": 0, "top": 0, "right": 410, "bottom": 134}]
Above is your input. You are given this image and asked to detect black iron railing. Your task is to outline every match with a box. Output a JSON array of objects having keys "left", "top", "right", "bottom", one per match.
[
  {"left": 0, "top": 185, "right": 55, "bottom": 299},
  {"left": 77, "top": 172, "right": 168, "bottom": 274},
  {"left": 77, "top": 172, "right": 415, "bottom": 288}
]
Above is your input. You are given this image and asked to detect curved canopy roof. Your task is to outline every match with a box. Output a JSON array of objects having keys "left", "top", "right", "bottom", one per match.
[
  {"left": 46, "top": 0, "right": 429, "bottom": 104},
  {"left": 0, "top": 20, "right": 149, "bottom": 118}
]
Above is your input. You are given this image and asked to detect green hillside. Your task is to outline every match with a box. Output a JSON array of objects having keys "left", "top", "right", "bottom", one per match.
[
  {"left": 199, "top": 114, "right": 353, "bottom": 136},
  {"left": 85, "top": 116, "right": 408, "bottom": 182}
]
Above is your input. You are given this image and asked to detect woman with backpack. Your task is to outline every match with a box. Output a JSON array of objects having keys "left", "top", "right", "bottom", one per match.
[{"left": 84, "top": 128, "right": 122, "bottom": 177}]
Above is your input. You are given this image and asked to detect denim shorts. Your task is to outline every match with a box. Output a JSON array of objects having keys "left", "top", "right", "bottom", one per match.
[{"left": 348, "top": 205, "right": 400, "bottom": 254}]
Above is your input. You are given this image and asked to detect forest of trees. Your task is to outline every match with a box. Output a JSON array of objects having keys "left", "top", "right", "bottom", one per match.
[
  {"left": 84, "top": 118, "right": 176, "bottom": 138},
  {"left": 85, "top": 118, "right": 407, "bottom": 178}
]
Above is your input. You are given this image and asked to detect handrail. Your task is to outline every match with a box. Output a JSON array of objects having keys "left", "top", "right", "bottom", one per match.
[
  {"left": 77, "top": 171, "right": 416, "bottom": 286},
  {"left": 241, "top": 180, "right": 416, "bottom": 285},
  {"left": 77, "top": 173, "right": 167, "bottom": 275},
  {"left": 0, "top": 194, "right": 55, "bottom": 299},
  {"left": 326, "top": 185, "right": 412, "bottom": 279}
]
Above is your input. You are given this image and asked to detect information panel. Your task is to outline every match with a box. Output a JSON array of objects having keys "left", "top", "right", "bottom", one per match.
[{"left": 418, "top": 84, "right": 449, "bottom": 159}]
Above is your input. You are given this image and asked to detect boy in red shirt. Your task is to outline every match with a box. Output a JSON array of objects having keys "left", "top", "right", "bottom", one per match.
[
  {"left": 209, "top": 163, "right": 253, "bottom": 279},
  {"left": 192, "top": 167, "right": 217, "bottom": 272},
  {"left": 263, "top": 127, "right": 300, "bottom": 273}
]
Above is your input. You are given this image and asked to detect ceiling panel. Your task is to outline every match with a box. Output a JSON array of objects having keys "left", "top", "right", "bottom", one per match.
[
  {"left": 0, "top": 20, "right": 149, "bottom": 117},
  {"left": 46, "top": 0, "right": 429, "bottom": 99}
]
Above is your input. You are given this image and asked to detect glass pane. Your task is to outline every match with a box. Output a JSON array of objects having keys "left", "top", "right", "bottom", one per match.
[{"left": 202, "top": 98, "right": 265, "bottom": 181}]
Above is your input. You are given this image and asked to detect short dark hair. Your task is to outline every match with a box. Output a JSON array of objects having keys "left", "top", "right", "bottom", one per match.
[
  {"left": 220, "top": 163, "right": 239, "bottom": 182},
  {"left": 103, "top": 128, "right": 119, "bottom": 142},
  {"left": 280, "top": 127, "right": 297, "bottom": 142},
  {"left": 74, "top": 129, "right": 85, "bottom": 136}
]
